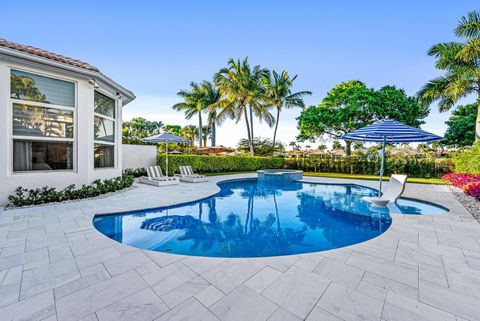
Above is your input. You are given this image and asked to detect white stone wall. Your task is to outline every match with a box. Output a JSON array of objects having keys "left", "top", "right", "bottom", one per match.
[
  {"left": 0, "top": 58, "right": 125, "bottom": 205},
  {"left": 122, "top": 144, "right": 157, "bottom": 170}
]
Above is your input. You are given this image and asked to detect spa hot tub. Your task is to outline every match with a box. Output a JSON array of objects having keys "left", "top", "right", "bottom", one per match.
[{"left": 257, "top": 169, "right": 303, "bottom": 184}]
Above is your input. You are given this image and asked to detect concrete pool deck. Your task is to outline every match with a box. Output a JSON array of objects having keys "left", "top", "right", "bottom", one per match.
[{"left": 0, "top": 173, "right": 479, "bottom": 321}]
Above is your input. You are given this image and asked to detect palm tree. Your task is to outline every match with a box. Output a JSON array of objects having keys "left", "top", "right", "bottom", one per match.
[
  {"left": 173, "top": 82, "right": 205, "bottom": 147},
  {"left": 214, "top": 58, "right": 271, "bottom": 156},
  {"left": 200, "top": 81, "right": 222, "bottom": 146},
  {"left": 180, "top": 125, "right": 198, "bottom": 152},
  {"left": 418, "top": 10, "right": 480, "bottom": 141},
  {"left": 263, "top": 70, "right": 312, "bottom": 154}
]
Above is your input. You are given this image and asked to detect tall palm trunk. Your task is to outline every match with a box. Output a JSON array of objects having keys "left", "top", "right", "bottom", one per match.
[
  {"left": 198, "top": 112, "right": 203, "bottom": 147},
  {"left": 243, "top": 107, "right": 254, "bottom": 156},
  {"left": 272, "top": 107, "right": 280, "bottom": 155},
  {"left": 211, "top": 121, "right": 216, "bottom": 146},
  {"left": 249, "top": 105, "right": 254, "bottom": 153},
  {"left": 476, "top": 93, "right": 480, "bottom": 141}
]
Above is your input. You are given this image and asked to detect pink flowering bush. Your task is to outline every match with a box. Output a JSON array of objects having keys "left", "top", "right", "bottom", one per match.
[
  {"left": 442, "top": 173, "right": 480, "bottom": 199},
  {"left": 463, "top": 181, "right": 480, "bottom": 200}
]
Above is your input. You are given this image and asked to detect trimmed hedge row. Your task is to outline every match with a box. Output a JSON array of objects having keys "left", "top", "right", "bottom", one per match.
[
  {"left": 157, "top": 154, "right": 452, "bottom": 178},
  {"left": 452, "top": 142, "right": 480, "bottom": 174},
  {"left": 284, "top": 156, "right": 453, "bottom": 178},
  {"left": 8, "top": 175, "right": 134, "bottom": 207},
  {"left": 157, "top": 154, "right": 284, "bottom": 175}
]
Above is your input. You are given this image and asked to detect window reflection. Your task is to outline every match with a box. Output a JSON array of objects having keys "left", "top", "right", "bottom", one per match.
[
  {"left": 10, "top": 69, "right": 75, "bottom": 107},
  {"left": 94, "top": 116, "right": 115, "bottom": 142},
  {"left": 13, "top": 103, "right": 74, "bottom": 138}
]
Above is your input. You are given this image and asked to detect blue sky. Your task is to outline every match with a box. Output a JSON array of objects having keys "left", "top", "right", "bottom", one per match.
[{"left": 2, "top": 1, "right": 478, "bottom": 147}]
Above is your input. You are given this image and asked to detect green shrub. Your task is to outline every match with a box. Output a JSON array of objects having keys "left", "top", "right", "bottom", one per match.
[
  {"left": 157, "top": 155, "right": 284, "bottom": 175},
  {"left": 8, "top": 175, "right": 134, "bottom": 207},
  {"left": 284, "top": 156, "right": 452, "bottom": 178},
  {"left": 123, "top": 167, "right": 147, "bottom": 177},
  {"left": 452, "top": 142, "right": 480, "bottom": 174}
]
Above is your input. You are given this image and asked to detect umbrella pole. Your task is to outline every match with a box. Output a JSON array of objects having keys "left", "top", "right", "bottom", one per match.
[
  {"left": 378, "top": 136, "right": 386, "bottom": 197},
  {"left": 166, "top": 142, "right": 169, "bottom": 177}
]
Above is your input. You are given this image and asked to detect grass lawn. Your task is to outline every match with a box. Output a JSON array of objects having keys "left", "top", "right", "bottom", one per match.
[
  {"left": 302, "top": 172, "right": 450, "bottom": 185},
  {"left": 205, "top": 171, "right": 450, "bottom": 185}
]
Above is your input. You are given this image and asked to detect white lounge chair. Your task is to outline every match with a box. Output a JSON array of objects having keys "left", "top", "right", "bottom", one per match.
[
  {"left": 175, "top": 166, "right": 207, "bottom": 183},
  {"left": 139, "top": 166, "right": 180, "bottom": 186},
  {"left": 363, "top": 174, "right": 407, "bottom": 207}
]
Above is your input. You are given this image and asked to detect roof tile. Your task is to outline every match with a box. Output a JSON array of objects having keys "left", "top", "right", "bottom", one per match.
[{"left": 0, "top": 38, "right": 99, "bottom": 72}]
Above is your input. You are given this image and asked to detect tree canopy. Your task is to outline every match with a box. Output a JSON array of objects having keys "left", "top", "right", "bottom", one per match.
[
  {"left": 418, "top": 10, "right": 480, "bottom": 141},
  {"left": 297, "top": 80, "right": 429, "bottom": 154},
  {"left": 444, "top": 104, "right": 477, "bottom": 147},
  {"left": 122, "top": 117, "right": 163, "bottom": 144}
]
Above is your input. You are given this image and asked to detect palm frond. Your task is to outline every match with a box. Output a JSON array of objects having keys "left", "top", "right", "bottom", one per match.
[{"left": 454, "top": 10, "right": 480, "bottom": 38}]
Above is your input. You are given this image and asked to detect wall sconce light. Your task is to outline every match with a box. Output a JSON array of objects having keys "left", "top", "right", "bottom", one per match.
[{"left": 88, "top": 78, "right": 100, "bottom": 89}]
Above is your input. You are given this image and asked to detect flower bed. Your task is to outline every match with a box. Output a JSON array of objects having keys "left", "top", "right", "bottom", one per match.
[{"left": 442, "top": 173, "right": 480, "bottom": 200}]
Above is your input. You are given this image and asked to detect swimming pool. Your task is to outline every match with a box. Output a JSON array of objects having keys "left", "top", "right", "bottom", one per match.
[{"left": 93, "top": 179, "right": 447, "bottom": 258}]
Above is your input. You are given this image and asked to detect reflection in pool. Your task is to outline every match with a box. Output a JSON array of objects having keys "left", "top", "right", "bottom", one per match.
[{"left": 93, "top": 179, "right": 446, "bottom": 258}]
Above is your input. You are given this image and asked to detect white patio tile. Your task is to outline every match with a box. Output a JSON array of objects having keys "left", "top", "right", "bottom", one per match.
[
  {"left": 96, "top": 287, "right": 168, "bottom": 321},
  {"left": 267, "top": 307, "right": 302, "bottom": 321},
  {"left": 151, "top": 264, "right": 198, "bottom": 296},
  {"left": 54, "top": 265, "right": 111, "bottom": 299},
  {"left": 0, "top": 290, "right": 56, "bottom": 321},
  {"left": 262, "top": 266, "right": 330, "bottom": 319},
  {"left": 201, "top": 259, "right": 265, "bottom": 293},
  {"left": 155, "top": 297, "right": 220, "bottom": 321},
  {"left": 361, "top": 271, "right": 418, "bottom": 300},
  {"left": 102, "top": 251, "right": 152, "bottom": 276},
  {"left": 313, "top": 257, "right": 365, "bottom": 289},
  {"left": 245, "top": 266, "right": 282, "bottom": 293},
  {"left": 382, "top": 291, "right": 456, "bottom": 321},
  {"left": 20, "top": 258, "right": 81, "bottom": 299},
  {"left": 194, "top": 285, "right": 225, "bottom": 307},
  {"left": 419, "top": 280, "right": 480, "bottom": 321},
  {"left": 211, "top": 285, "right": 277, "bottom": 321},
  {"left": 56, "top": 270, "right": 147, "bottom": 321},
  {"left": 305, "top": 307, "right": 344, "bottom": 321},
  {"left": 0, "top": 265, "right": 22, "bottom": 307},
  {"left": 316, "top": 282, "right": 384, "bottom": 321},
  {"left": 160, "top": 276, "right": 210, "bottom": 308},
  {"left": 346, "top": 251, "right": 418, "bottom": 287}
]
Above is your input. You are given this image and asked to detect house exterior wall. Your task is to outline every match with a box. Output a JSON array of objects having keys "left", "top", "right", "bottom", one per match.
[
  {"left": 0, "top": 58, "right": 125, "bottom": 205},
  {"left": 122, "top": 144, "right": 157, "bottom": 170}
]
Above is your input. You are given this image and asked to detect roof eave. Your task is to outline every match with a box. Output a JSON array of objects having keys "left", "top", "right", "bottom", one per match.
[{"left": 0, "top": 46, "right": 136, "bottom": 105}]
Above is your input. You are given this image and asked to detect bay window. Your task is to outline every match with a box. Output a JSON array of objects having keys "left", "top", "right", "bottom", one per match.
[
  {"left": 10, "top": 69, "right": 75, "bottom": 172},
  {"left": 94, "top": 91, "right": 116, "bottom": 168}
]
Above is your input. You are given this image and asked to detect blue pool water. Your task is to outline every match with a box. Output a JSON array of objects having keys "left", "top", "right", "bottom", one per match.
[{"left": 93, "top": 179, "right": 447, "bottom": 258}]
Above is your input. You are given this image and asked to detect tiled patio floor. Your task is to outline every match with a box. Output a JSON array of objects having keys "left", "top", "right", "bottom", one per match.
[{"left": 1, "top": 174, "right": 480, "bottom": 321}]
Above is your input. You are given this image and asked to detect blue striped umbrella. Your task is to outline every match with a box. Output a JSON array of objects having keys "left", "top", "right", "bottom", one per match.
[
  {"left": 342, "top": 119, "right": 443, "bottom": 196},
  {"left": 143, "top": 132, "right": 189, "bottom": 176}
]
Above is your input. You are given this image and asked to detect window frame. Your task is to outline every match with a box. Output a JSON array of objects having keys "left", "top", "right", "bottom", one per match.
[
  {"left": 8, "top": 66, "right": 78, "bottom": 174},
  {"left": 93, "top": 89, "right": 117, "bottom": 169}
]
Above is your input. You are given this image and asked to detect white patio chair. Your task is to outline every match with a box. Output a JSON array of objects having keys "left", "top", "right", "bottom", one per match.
[
  {"left": 175, "top": 166, "right": 207, "bottom": 183},
  {"left": 139, "top": 166, "right": 179, "bottom": 186},
  {"left": 363, "top": 174, "right": 407, "bottom": 207}
]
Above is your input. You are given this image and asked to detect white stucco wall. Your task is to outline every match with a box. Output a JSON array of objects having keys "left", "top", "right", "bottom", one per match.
[
  {"left": 0, "top": 57, "right": 127, "bottom": 205},
  {"left": 122, "top": 144, "right": 157, "bottom": 170}
]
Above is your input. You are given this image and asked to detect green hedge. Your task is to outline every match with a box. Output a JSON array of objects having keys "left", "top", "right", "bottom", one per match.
[
  {"left": 8, "top": 175, "right": 134, "bottom": 207},
  {"left": 156, "top": 154, "right": 453, "bottom": 178},
  {"left": 452, "top": 142, "right": 480, "bottom": 174},
  {"left": 283, "top": 156, "right": 453, "bottom": 178},
  {"left": 157, "top": 155, "right": 284, "bottom": 175}
]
